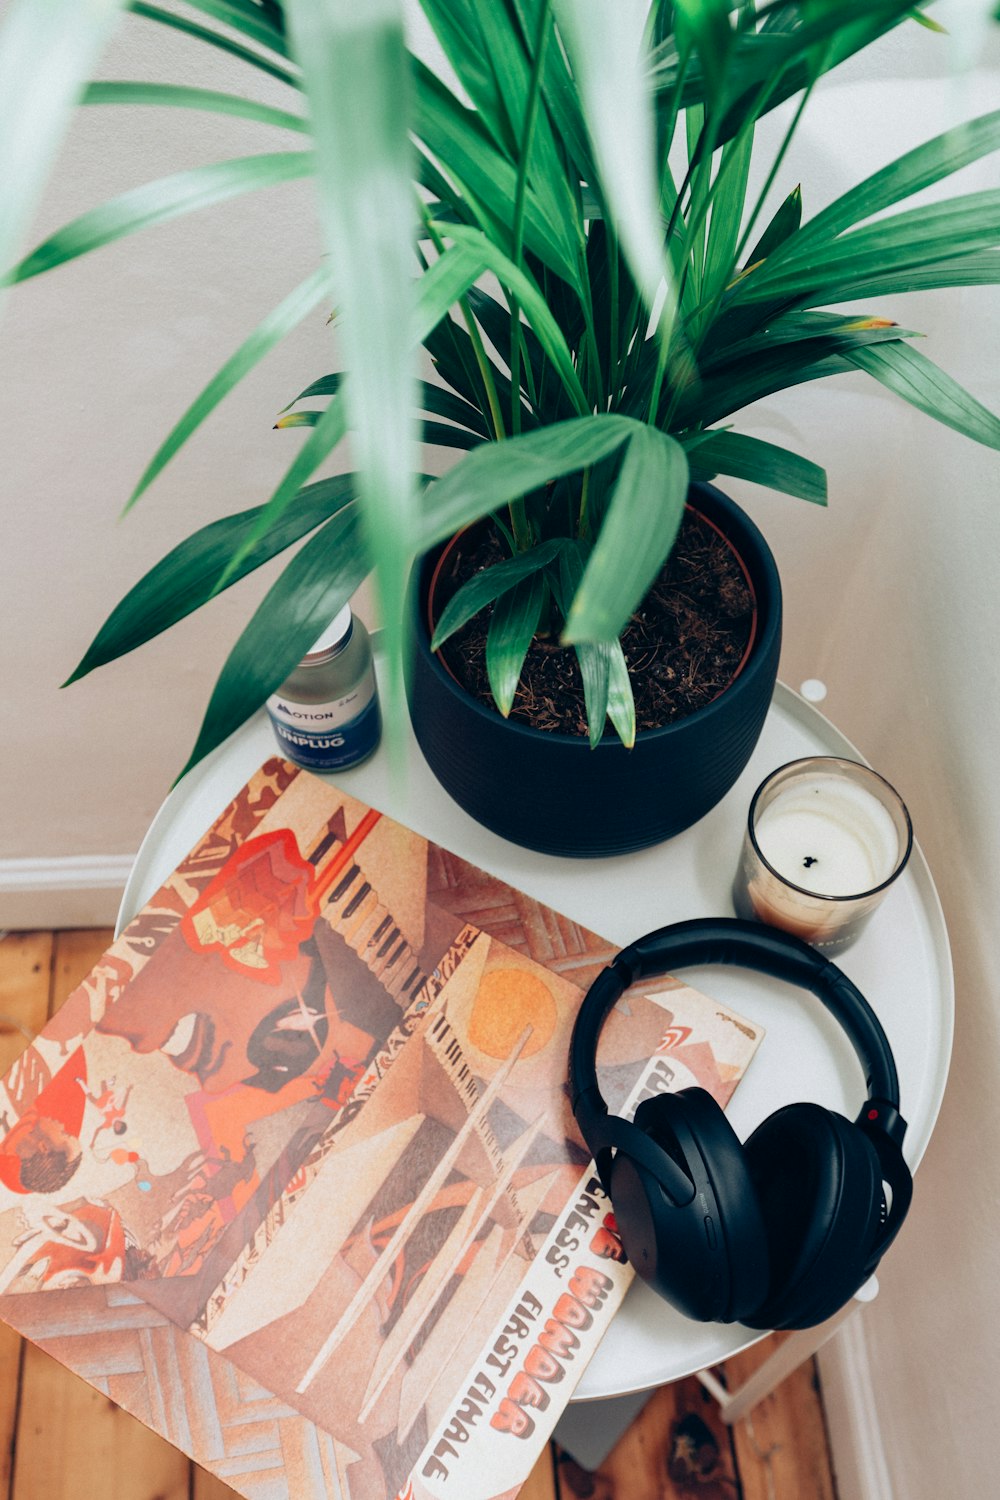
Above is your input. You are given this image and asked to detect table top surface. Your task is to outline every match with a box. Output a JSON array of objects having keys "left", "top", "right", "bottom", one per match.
[{"left": 119, "top": 679, "right": 953, "bottom": 1401}]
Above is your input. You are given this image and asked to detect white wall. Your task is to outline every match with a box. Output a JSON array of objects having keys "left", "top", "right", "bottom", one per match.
[
  {"left": 2, "top": 10, "right": 1000, "bottom": 1495},
  {"left": 0, "top": 19, "right": 337, "bottom": 888},
  {"left": 728, "top": 35, "right": 1000, "bottom": 1500}
]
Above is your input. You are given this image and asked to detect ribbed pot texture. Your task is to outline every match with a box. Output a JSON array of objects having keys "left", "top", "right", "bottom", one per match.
[{"left": 407, "top": 481, "right": 782, "bottom": 858}]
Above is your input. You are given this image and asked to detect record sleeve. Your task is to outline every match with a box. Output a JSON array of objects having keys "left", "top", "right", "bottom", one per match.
[{"left": 0, "top": 759, "right": 763, "bottom": 1500}]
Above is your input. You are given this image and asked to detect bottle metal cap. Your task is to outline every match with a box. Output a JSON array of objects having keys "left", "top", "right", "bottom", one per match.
[{"left": 304, "top": 604, "right": 353, "bottom": 661}]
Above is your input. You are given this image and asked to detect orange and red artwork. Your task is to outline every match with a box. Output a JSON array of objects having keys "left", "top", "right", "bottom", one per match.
[{"left": 0, "top": 760, "right": 762, "bottom": 1500}]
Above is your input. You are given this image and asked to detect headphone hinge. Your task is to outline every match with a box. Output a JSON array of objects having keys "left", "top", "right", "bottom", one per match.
[{"left": 854, "top": 1098, "right": 907, "bottom": 1150}]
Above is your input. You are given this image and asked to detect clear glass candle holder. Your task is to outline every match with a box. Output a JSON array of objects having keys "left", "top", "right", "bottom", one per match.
[{"left": 732, "top": 757, "right": 913, "bottom": 953}]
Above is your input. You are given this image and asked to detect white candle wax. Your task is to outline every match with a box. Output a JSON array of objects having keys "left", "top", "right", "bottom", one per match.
[{"left": 753, "top": 774, "right": 901, "bottom": 897}]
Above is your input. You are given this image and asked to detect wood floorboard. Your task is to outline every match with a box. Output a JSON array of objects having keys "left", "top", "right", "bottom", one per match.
[
  {"left": 555, "top": 1375, "right": 741, "bottom": 1499},
  {"left": 192, "top": 1464, "right": 242, "bottom": 1500},
  {"left": 723, "top": 1338, "right": 837, "bottom": 1500},
  {"left": 0, "top": 932, "right": 839, "bottom": 1500},
  {"left": 0, "top": 933, "right": 53, "bottom": 1500},
  {"left": 14, "top": 1343, "right": 190, "bottom": 1500},
  {"left": 518, "top": 1446, "right": 560, "bottom": 1500},
  {"left": 8, "top": 930, "right": 192, "bottom": 1500}
]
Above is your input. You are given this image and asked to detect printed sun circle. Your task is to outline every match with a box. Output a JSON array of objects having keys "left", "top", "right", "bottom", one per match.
[{"left": 469, "top": 969, "right": 558, "bottom": 1060}]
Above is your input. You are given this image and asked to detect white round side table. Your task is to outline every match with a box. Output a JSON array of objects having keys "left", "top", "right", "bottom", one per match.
[{"left": 118, "top": 679, "right": 953, "bottom": 1434}]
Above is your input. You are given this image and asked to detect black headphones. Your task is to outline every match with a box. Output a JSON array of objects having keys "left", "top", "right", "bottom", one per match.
[{"left": 570, "top": 918, "right": 913, "bottom": 1331}]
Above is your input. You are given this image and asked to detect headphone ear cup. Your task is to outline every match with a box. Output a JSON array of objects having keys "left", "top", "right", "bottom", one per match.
[
  {"left": 742, "top": 1103, "right": 883, "bottom": 1330},
  {"left": 621, "top": 1088, "right": 769, "bottom": 1323}
]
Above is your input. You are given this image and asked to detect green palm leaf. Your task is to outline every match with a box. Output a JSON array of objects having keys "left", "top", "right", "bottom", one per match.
[
  {"left": 183, "top": 0, "right": 289, "bottom": 56},
  {"left": 795, "top": 252, "right": 1000, "bottom": 304},
  {"left": 286, "top": 0, "right": 415, "bottom": 767},
  {"left": 432, "top": 538, "right": 567, "bottom": 648},
  {"left": 416, "top": 415, "right": 643, "bottom": 552},
  {"left": 66, "top": 475, "right": 358, "bottom": 684},
  {"left": 844, "top": 341, "right": 1000, "bottom": 451},
  {"left": 436, "top": 224, "right": 590, "bottom": 414},
  {"left": 565, "top": 423, "right": 689, "bottom": 643},
  {"left": 127, "top": 266, "right": 328, "bottom": 510},
  {"left": 675, "top": 2, "right": 921, "bottom": 142},
  {"left": 81, "top": 81, "right": 307, "bottom": 133},
  {"left": 283, "top": 373, "right": 491, "bottom": 438},
  {"left": 178, "top": 502, "right": 368, "bottom": 781},
  {"left": 703, "top": 310, "right": 911, "bottom": 369},
  {"left": 685, "top": 430, "right": 827, "bottom": 504},
  {"left": 555, "top": 540, "right": 635, "bottom": 747},
  {"left": 276, "top": 409, "right": 483, "bottom": 451},
  {"left": 605, "top": 639, "right": 637, "bottom": 748},
  {"left": 414, "top": 243, "right": 492, "bottom": 339},
  {"left": 420, "top": 0, "right": 580, "bottom": 248},
  {"left": 513, "top": 0, "right": 596, "bottom": 179},
  {"left": 554, "top": 0, "right": 676, "bottom": 342},
  {"left": 423, "top": 314, "right": 495, "bottom": 417},
  {"left": 417, "top": 0, "right": 514, "bottom": 153},
  {"left": 414, "top": 57, "right": 582, "bottom": 292},
  {"left": 674, "top": 0, "right": 734, "bottom": 105},
  {"left": 224, "top": 243, "right": 490, "bottom": 592},
  {"left": 742, "top": 182, "right": 802, "bottom": 269},
  {"left": 681, "top": 320, "right": 938, "bottom": 430},
  {"left": 702, "top": 123, "right": 755, "bottom": 308},
  {"left": 130, "top": 2, "right": 299, "bottom": 86},
  {"left": 736, "top": 189, "right": 1000, "bottom": 304},
  {"left": 0, "top": 0, "right": 127, "bottom": 296},
  {"left": 465, "top": 286, "right": 547, "bottom": 409},
  {"left": 218, "top": 397, "right": 348, "bottom": 589},
  {"left": 4, "top": 151, "right": 314, "bottom": 285},
  {"left": 553, "top": 542, "right": 607, "bottom": 746},
  {"left": 574, "top": 640, "right": 612, "bottom": 748},
  {"left": 486, "top": 573, "right": 547, "bottom": 718},
  {"left": 790, "top": 108, "right": 1000, "bottom": 253}
]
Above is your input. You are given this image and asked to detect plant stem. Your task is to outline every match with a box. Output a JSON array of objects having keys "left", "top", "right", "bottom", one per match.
[
  {"left": 608, "top": 221, "right": 620, "bottom": 390},
  {"left": 734, "top": 70, "right": 819, "bottom": 268},
  {"left": 647, "top": 336, "right": 671, "bottom": 426},
  {"left": 578, "top": 466, "right": 592, "bottom": 541},
  {"left": 647, "top": 111, "right": 718, "bottom": 427},
  {"left": 421, "top": 200, "right": 507, "bottom": 443},
  {"left": 573, "top": 235, "right": 604, "bottom": 413},
  {"left": 510, "top": 0, "right": 553, "bottom": 413},
  {"left": 660, "top": 66, "right": 818, "bottom": 436},
  {"left": 507, "top": 0, "right": 553, "bottom": 549}
]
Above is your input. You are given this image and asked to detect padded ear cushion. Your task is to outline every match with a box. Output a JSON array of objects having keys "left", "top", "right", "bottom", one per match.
[
  {"left": 742, "top": 1103, "right": 884, "bottom": 1330},
  {"left": 631, "top": 1087, "right": 769, "bottom": 1322}
]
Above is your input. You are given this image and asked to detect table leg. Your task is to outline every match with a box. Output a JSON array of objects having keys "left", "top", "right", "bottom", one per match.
[{"left": 696, "top": 1276, "right": 879, "bottom": 1424}]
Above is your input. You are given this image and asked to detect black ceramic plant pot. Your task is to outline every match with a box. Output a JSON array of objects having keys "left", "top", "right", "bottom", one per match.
[{"left": 406, "top": 481, "right": 782, "bottom": 858}]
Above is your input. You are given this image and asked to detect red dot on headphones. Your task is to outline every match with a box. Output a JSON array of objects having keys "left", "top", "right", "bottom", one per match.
[{"left": 867, "top": 1108, "right": 879, "bottom": 1120}]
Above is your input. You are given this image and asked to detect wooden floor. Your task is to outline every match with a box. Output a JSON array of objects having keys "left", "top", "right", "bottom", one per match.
[{"left": 0, "top": 931, "right": 839, "bottom": 1499}]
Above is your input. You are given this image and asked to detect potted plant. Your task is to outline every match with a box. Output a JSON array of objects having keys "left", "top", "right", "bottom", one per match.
[{"left": 5, "top": 1, "right": 1000, "bottom": 854}]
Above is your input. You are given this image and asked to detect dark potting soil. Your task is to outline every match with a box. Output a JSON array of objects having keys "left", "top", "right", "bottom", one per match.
[{"left": 434, "top": 510, "right": 755, "bottom": 737}]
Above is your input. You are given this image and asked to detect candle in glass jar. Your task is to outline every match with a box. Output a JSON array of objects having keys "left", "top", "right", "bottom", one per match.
[
  {"left": 752, "top": 773, "right": 901, "bottom": 897},
  {"left": 733, "top": 758, "right": 912, "bottom": 952}
]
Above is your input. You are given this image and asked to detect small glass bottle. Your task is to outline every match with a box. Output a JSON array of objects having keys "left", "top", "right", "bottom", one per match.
[{"left": 266, "top": 605, "right": 381, "bottom": 771}]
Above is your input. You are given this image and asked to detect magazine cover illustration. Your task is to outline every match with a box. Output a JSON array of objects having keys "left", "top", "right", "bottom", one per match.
[{"left": 0, "top": 760, "right": 763, "bottom": 1500}]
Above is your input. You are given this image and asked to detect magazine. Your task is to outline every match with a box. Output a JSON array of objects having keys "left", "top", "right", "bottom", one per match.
[{"left": 0, "top": 759, "right": 763, "bottom": 1500}]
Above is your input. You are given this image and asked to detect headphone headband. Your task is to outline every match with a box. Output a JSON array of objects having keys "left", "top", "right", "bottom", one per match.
[{"left": 571, "top": 918, "right": 901, "bottom": 1147}]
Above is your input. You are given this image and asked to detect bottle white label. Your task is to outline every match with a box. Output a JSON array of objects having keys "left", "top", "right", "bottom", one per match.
[
  {"left": 266, "top": 665, "right": 380, "bottom": 770},
  {"left": 266, "top": 668, "right": 374, "bottom": 733}
]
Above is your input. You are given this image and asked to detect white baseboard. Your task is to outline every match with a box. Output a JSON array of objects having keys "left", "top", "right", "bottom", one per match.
[
  {"left": 817, "top": 1312, "right": 893, "bottom": 1500},
  {"left": 0, "top": 855, "right": 136, "bottom": 930}
]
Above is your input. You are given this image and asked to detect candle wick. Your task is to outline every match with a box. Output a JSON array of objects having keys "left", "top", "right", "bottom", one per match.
[{"left": 803, "top": 856, "right": 818, "bottom": 868}]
